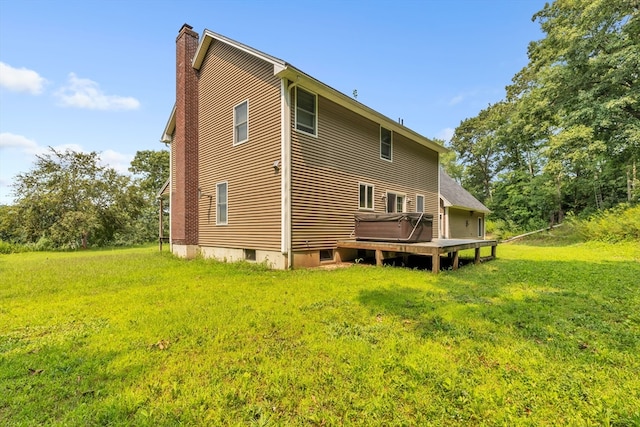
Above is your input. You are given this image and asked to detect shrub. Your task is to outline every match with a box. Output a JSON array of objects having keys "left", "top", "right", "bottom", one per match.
[
  {"left": 0, "top": 240, "right": 31, "bottom": 254},
  {"left": 571, "top": 203, "right": 640, "bottom": 242}
]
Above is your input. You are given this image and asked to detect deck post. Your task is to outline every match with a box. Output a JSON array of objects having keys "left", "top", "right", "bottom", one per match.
[
  {"left": 491, "top": 244, "right": 497, "bottom": 259},
  {"left": 431, "top": 251, "right": 440, "bottom": 274},
  {"left": 452, "top": 251, "right": 459, "bottom": 270},
  {"left": 474, "top": 247, "right": 481, "bottom": 264},
  {"left": 375, "top": 249, "right": 384, "bottom": 266}
]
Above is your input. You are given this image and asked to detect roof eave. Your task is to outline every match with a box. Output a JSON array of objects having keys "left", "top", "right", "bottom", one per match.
[
  {"left": 188, "top": 28, "right": 447, "bottom": 154},
  {"left": 442, "top": 200, "right": 491, "bottom": 213},
  {"left": 157, "top": 178, "right": 170, "bottom": 198},
  {"left": 160, "top": 105, "right": 176, "bottom": 143},
  {"left": 193, "top": 29, "right": 286, "bottom": 71},
  {"left": 276, "top": 66, "right": 448, "bottom": 154}
]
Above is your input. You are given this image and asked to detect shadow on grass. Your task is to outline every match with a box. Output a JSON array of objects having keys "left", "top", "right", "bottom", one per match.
[
  {"left": 0, "top": 322, "right": 156, "bottom": 425},
  {"left": 357, "top": 257, "right": 640, "bottom": 352}
]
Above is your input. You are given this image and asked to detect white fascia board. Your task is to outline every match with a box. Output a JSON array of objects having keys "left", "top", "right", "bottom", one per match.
[
  {"left": 193, "top": 29, "right": 286, "bottom": 71},
  {"left": 447, "top": 203, "right": 491, "bottom": 213},
  {"left": 161, "top": 105, "right": 176, "bottom": 143},
  {"left": 276, "top": 66, "right": 449, "bottom": 154},
  {"left": 440, "top": 195, "right": 453, "bottom": 208}
]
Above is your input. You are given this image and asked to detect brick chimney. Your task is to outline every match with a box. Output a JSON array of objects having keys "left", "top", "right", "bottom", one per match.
[{"left": 171, "top": 24, "right": 199, "bottom": 255}]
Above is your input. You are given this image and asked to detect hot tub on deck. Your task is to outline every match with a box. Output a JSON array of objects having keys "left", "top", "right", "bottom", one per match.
[{"left": 354, "top": 212, "right": 433, "bottom": 243}]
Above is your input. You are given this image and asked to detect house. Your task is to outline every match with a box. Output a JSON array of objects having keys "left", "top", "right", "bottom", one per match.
[
  {"left": 439, "top": 169, "right": 490, "bottom": 239},
  {"left": 161, "top": 24, "right": 448, "bottom": 269}
]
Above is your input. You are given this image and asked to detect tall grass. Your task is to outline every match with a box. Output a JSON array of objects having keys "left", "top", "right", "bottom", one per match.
[
  {"left": 2, "top": 243, "right": 639, "bottom": 425},
  {"left": 569, "top": 203, "right": 640, "bottom": 242}
]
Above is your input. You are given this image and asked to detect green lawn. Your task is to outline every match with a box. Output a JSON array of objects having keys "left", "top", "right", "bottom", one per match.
[{"left": 1, "top": 242, "right": 639, "bottom": 426}]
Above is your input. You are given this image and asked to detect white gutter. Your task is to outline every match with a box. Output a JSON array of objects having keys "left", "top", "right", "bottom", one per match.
[{"left": 276, "top": 67, "right": 448, "bottom": 155}]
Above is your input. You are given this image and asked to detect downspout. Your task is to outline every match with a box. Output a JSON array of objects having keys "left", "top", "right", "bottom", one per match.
[
  {"left": 445, "top": 207, "right": 450, "bottom": 238},
  {"left": 281, "top": 78, "right": 292, "bottom": 268},
  {"left": 168, "top": 139, "right": 173, "bottom": 248}
]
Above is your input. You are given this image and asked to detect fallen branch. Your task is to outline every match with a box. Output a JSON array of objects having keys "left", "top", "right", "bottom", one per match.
[{"left": 501, "top": 223, "right": 565, "bottom": 243}]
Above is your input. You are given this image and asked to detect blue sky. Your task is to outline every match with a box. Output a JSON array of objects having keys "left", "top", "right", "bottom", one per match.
[{"left": 0, "top": 0, "right": 544, "bottom": 205}]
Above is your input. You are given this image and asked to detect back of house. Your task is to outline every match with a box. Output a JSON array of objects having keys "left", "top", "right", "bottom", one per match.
[{"left": 162, "top": 24, "right": 447, "bottom": 269}]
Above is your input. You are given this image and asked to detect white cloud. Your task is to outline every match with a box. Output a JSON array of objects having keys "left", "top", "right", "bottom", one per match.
[
  {"left": 436, "top": 127, "right": 455, "bottom": 142},
  {"left": 55, "top": 73, "right": 140, "bottom": 111},
  {"left": 0, "top": 62, "right": 47, "bottom": 94},
  {"left": 101, "top": 149, "right": 134, "bottom": 174},
  {"left": 0, "top": 132, "right": 132, "bottom": 174},
  {"left": 448, "top": 94, "right": 464, "bottom": 106},
  {"left": 0, "top": 132, "right": 86, "bottom": 156},
  {"left": 0, "top": 132, "right": 40, "bottom": 153}
]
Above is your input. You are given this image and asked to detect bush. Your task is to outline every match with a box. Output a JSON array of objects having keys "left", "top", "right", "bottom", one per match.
[
  {"left": 0, "top": 240, "right": 31, "bottom": 254},
  {"left": 486, "top": 217, "right": 549, "bottom": 241},
  {"left": 570, "top": 203, "right": 640, "bottom": 242}
]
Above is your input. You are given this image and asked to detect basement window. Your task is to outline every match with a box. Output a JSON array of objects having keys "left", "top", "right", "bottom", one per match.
[
  {"left": 244, "top": 249, "right": 256, "bottom": 261},
  {"left": 320, "top": 249, "right": 333, "bottom": 262}
]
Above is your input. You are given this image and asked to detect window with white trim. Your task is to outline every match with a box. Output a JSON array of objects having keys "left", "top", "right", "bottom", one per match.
[
  {"left": 386, "top": 192, "right": 405, "bottom": 213},
  {"left": 234, "top": 100, "right": 248, "bottom": 145},
  {"left": 295, "top": 87, "right": 317, "bottom": 136},
  {"left": 478, "top": 216, "right": 484, "bottom": 237},
  {"left": 359, "top": 183, "right": 374, "bottom": 210},
  {"left": 380, "top": 126, "right": 392, "bottom": 161},
  {"left": 416, "top": 194, "right": 425, "bottom": 213},
  {"left": 216, "top": 182, "right": 228, "bottom": 225}
]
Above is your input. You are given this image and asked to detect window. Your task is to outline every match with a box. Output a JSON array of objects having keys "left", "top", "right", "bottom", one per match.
[
  {"left": 234, "top": 100, "right": 248, "bottom": 145},
  {"left": 216, "top": 182, "right": 228, "bottom": 225},
  {"left": 416, "top": 194, "right": 425, "bottom": 213},
  {"left": 478, "top": 217, "right": 484, "bottom": 237},
  {"left": 296, "top": 87, "right": 317, "bottom": 136},
  {"left": 359, "top": 183, "right": 374, "bottom": 210},
  {"left": 244, "top": 249, "right": 256, "bottom": 261},
  {"left": 380, "top": 127, "right": 392, "bottom": 161},
  {"left": 320, "top": 249, "right": 333, "bottom": 262},
  {"left": 386, "top": 192, "right": 405, "bottom": 213}
]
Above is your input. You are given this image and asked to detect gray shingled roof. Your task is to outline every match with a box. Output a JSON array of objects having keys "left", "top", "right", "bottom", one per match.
[{"left": 440, "top": 169, "right": 490, "bottom": 212}]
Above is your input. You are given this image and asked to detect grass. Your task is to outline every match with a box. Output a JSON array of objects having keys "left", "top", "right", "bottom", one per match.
[{"left": 1, "top": 242, "right": 639, "bottom": 426}]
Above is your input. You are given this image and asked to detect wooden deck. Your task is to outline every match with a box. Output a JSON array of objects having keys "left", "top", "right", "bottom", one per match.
[{"left": 337, "top": 238, "right": 498, "bottom": 273}]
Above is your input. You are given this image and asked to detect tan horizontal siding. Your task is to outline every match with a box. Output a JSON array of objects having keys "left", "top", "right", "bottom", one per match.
[
  {"left": 198, "top": 40, "right": 281, "bottom": 251},
  {"left": 291, "top": 94, "right": 439, "bottom": 250},
  {"left": 448, "top": 208, "right": 485, "bottom": 239}
]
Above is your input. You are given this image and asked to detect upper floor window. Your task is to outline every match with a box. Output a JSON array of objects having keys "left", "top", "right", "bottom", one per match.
[
  {"left": 234, "top": 100, "right": 248, "bottom": 145},
  {"left": 216, "top": 182, "right": 228, "bottom": 225},
  {"left": 416, "top": 194, "right": 425, "bottom": 213},
  {"left": 359, "top": 183, "right": 374, "bottom": 210},
  {"left": 296, "top": 87, "right": 317, "bottom": 136},
  {"left": 380, "top": 127, "right": 392, "bottom": 161}
]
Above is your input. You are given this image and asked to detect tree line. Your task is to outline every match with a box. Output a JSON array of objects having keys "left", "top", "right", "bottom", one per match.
[
  {"left": 446, "top": 0, "right": 639, "bottom": 231},
  {"left": 0, "top": 148, "right": 169, "bottom": 249}
]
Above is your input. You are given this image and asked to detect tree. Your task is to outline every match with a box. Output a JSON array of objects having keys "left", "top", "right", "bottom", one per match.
[
  {"left": 128, "top": 149, "right": 170, "bottom": 243},
  {"left": 448, "top": 0, "right": 639, "bottom": 231},
  {"left": 10, "top": 147, "right": 144, "bottom": 248},
  {"left": 450, "top": 102, "right": 511, "bottom": 203},
  {"left": 129, "top": 149, "right": 170, "bottom": 195},
  {"left": 512, "top": 0, "right": 640, "bottom": 214}
]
